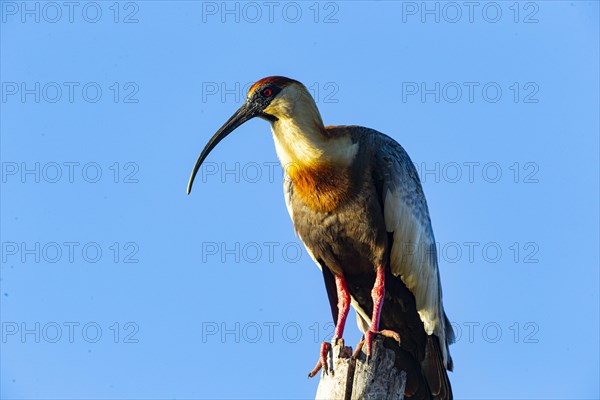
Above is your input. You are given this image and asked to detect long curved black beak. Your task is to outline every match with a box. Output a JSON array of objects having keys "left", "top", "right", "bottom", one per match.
[{"left": 187, "top": 103, "right": 258, "bottom": 194}]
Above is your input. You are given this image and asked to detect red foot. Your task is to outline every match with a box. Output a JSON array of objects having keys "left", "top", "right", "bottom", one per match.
[
  {"left": 308, "top": 342, "right": 332, "bottom": 378},
  {"left": 360, "top": 267, "right": 401, "bottom": 360},
  {"left": 365, "top": 329, "right": 401, "bottom": 359},
  {"left": 352, "top": 338, "right": 365, "bottom": 359},
  {"left": 308, "top": 274, "right": 351, "bottom": 378}
]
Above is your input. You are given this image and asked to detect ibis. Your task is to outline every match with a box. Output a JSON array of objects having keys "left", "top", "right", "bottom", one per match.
[{"left": 187, "top": 76, "right": 454, "bottom": 399}]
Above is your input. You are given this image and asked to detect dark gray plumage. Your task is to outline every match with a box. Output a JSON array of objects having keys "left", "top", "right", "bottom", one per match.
[
  {"left": 187, "top": 76, "right": 454, "bottom": 400},
  {"left": 284, "top": 127, "right": 454, "bottom": 399}
]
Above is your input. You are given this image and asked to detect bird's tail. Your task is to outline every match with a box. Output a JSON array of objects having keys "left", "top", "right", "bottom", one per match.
[{"left": 421, "top": 335, "right": 453, "bottom": 400}]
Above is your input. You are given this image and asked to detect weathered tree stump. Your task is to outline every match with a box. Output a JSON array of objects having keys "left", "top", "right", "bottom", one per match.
[{"left": 315, "top": 336, "right": 406, "bottom": 400}]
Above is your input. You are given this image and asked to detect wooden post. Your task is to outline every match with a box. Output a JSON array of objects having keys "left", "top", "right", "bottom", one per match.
[{"left": 315, "top": 336, "right": 406, "bottom": 400}]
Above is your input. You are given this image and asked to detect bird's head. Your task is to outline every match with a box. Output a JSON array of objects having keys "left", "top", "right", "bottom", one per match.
[{"left": 187, "top": 76, "right": 321, "bottom": 194}]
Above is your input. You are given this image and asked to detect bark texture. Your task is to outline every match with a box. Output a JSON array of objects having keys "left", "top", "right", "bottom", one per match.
[{"left": 315, "top": 337, "right": 406, "bottom": 400}]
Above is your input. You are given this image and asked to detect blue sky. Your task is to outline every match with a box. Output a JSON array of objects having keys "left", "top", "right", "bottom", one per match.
[{"left": 1, "top": 1, "right": 598, "bottom": 399}]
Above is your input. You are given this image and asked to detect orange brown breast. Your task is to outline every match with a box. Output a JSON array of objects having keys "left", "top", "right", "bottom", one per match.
[{"left": 287, "top": 163, "right": 352, "bottom": 212}]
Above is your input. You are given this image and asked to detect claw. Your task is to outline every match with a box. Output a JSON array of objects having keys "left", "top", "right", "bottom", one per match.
[
  {"left": 365, "top": 329, "right": 401, "bottom": 361},
  {"left": 308, "top": 342, "right": 332, "bottom": 378},
  {"left": 379, "top": 329, "right": 401, "bottom": 343}
]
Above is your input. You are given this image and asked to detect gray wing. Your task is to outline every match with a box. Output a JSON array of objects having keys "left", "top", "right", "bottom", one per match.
[{"left": 367, "top": 130, "right": 454, "bottom": 369}]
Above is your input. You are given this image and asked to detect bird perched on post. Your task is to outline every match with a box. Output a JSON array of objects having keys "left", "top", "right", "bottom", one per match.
[{"left": 187, "top": 76, "right": 454, "bottom": 399}]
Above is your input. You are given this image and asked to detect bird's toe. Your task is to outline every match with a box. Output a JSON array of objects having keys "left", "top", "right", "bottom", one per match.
[
  {"left": 365, "top": 329, "right": 401, "bottom": 360},
  {"left": 308, "top": 341, "right": 332, "bottom": 378}
]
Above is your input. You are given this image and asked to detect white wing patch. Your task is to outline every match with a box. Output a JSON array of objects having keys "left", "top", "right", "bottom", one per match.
[
  {"left": 351, "top": 298, "right": 371, "bottom": 334},
  {"left": 384, "top": 188, "right": 442, "bottom": 338}
]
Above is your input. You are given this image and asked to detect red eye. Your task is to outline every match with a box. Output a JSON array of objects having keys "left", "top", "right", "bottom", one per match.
[{"left": 262, "top": 88, "right": 273, "bottom": 97}]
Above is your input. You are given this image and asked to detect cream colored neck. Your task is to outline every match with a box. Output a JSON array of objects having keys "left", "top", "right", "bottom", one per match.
[
  {"left": 270, "top": 117, "right": 358, "bottom": 170},
  {"left": 261, "top": 83, "right": 358, "bottom": 169}
]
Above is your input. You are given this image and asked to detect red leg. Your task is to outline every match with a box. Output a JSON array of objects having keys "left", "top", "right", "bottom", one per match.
[
  {"left": 365, "top": 267, "right": 400, "bottom": 358},
  {"left": 308, "top": 273, "right": 351, "bottom": 378},
  {"left": 371, "top": 267, "right": 385, "bottom": 328},
  {"left": 333, "top": 274, "right": 351, "bottom": 343}
]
